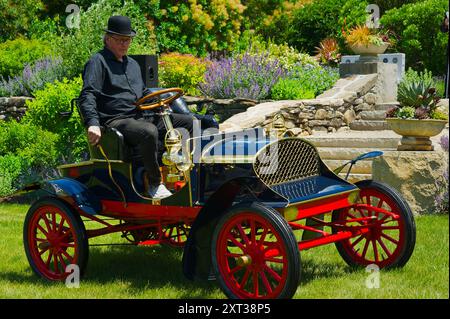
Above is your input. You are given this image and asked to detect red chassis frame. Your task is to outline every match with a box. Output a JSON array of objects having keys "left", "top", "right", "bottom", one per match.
[{"left": 71, "top": 190, "right": 399, "bottom": 251}]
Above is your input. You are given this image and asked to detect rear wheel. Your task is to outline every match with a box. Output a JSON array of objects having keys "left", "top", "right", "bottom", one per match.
[
  {"left": 23, "top": 198, "right": 89, "bottom": 281},
  {"left": 212, "top": 202, "right": 300, "bottom": 299},
  {"left": 163, "top": 223, "right": 190, "bottom": 247},
  {"left": 333, "top": 180, "right": 416, "bottom": 269}
]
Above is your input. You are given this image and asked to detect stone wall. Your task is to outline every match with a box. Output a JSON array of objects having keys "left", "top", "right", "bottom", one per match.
[
  {"left": 0, "top": 97, "right": 31, "bottom": 121},
  {"left": 183, "top": 96, "right": 273, "bottom": 123},
  {"left": 220, "top": 74, "right": 388, "bottom": 134}
]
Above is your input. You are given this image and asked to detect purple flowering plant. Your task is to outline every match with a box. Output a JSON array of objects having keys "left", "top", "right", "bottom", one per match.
[
  {"left": 198, "top": 52, "right": 287, "bottom": 100},
  {"left": 0, "top": 56, "right": 64, "bottom": 97}
]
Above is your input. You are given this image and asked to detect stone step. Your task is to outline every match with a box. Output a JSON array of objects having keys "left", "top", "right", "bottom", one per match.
[
  {"left": 359, "top": 110, "right": 387, "bottom": 121},
  {"left": 323, "top": 159, "right": 372, "bottom": 174},
  {"left": 349, "top": 120, "right": 389, "bottom": 131},
  {"left": 317, "top": 147, "right": 395, "bottom": 160},
  {"left": 304, "top": 136, "right": 399, "bottom": 149},
  {"left": 340, "top": 173, "right": 372, "bottom": 184}
]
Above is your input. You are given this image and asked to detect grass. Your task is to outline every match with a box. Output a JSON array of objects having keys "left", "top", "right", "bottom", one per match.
[{"left": 0, "top": 203, "right": 448, "bottom": 299}]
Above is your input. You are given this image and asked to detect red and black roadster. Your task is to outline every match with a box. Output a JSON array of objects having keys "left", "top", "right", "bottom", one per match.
[{"left": 20, "top": 88, "right": 416, "bottom": 299}]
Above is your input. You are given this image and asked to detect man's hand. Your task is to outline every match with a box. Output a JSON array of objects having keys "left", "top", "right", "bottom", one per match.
[{"left": 87, "top": 126, "right": 101, "bottom": 145}]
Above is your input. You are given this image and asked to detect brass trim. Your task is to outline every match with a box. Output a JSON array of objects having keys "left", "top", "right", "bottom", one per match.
[
  {"left": 57, "top": 161, "right": 94, "bottom": 169},
  {"left": 128, "top": 163, "right": 161, "bottom": 205}
]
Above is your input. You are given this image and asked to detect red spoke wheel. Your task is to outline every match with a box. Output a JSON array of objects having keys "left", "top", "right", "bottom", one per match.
[
  {"left": 163, "top": 223, "right": 191, "bottom": 247},
  {"left": 333, "top": 180, "right": 416, "bottom": 269},
  {"left": 24, "top": 198, "right": 89, "bottom": 281},
  {"left": 212, "top": 202, "right": 300, "bottom": 299}
]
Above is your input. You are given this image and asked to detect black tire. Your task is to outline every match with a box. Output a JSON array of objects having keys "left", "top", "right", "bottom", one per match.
[
  {"left": 211, "top": 201, "right": 300, "bottom": 299},
  {"left": 332, "top": 180, "right": 416, "bottom": 269},
  {"left": 23, "top": 197, "right": 89, "bottom": 281}
]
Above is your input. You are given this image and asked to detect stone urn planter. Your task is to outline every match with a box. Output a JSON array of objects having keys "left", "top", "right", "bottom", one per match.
[
  {"left": 386, "top": 118, "right": 448, "bottom": 151},
  {"left": 349, "top": 43, "right": 389, "bottom": 62}
]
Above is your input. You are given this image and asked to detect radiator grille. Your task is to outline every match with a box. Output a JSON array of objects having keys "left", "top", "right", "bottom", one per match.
[{"left": 253, "top": 138, "right": 320, "bottom": 186}]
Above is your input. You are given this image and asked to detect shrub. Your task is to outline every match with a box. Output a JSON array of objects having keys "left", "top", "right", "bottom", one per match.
[
  {"left": 270, "top": 78, "right": 315, "bottom": 100},
  {"left": 159, "top": 53, "right": 210, "bottom": 96},
  {"left": 286, "top": 0, "right": 345, "bottom": 54},
  {"left": 238, "top": 39, "right": 319, "bottom": 70},
  {"left": 22, "top": 76, "right": 88, "bottom": 163},
  {"left": 286, "top": 64, "right": 340, "bottom": 97},
  {"left": 55, "top": 0, "right": 157, "bottom": 79},
  {"left": 380, "top": 0, "right": 449, "bottom": 75},
  {"left": 0, "top": 0, "right": 44, "bottom": 41},
  {"left": 0, "top": 120, "right": 58, "bottom": 168},
  {"left": 259, "top": 0, "right": 311, "bottom": 44},
  {"left": 152, "top": 0, "right": 246, "bottom": 56},
  {"left": 0, "top": 154, "right": 24, "bottom": 198},
  {"left": 198, "top": 52, "right": 286, "bottom": 100},
  {"left": 0, "top": 121, "right": 59, "bottom": 198},
  {"left": 0, "top": 57, "right": 65, "bottom": 97},
  {"left": 0, "top": 38, "right": 54, "bottom": 79}
]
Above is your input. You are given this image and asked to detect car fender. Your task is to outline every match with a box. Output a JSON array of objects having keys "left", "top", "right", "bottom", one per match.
[
  {"left": 30, "top": 178, "right": 102, "bottom": 216},
  {"left": 182, "top": 177, "right": 285, "bottom": 281}
]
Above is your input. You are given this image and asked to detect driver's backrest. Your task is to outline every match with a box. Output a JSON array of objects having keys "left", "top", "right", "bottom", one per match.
[{"left": 72, "top": 98, "right": 134, "bottom": 162}]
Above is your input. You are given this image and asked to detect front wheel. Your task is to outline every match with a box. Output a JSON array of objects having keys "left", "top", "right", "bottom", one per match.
[
  {"left": 332, "top": 180, "right": 416, "bottom": 269},
  {"left": 212, "top": 202, "right": 300, "bottom": 299},
  {"left": 23, "top": 198, "right": 89, "bottom": 281}
]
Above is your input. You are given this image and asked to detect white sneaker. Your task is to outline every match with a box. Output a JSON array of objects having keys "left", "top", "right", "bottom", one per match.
[{"left": 147, "top": 184, "right": 172, "bottom": 198}]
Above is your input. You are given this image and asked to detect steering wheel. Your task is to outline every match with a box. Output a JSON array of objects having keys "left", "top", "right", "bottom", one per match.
[{"left": 135, "top": 88, "right": 184, "bottom": 111}]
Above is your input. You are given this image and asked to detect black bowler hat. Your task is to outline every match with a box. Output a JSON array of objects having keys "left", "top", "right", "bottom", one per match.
[{"left": 104, "top": 15, "right": 136, "bottom": 37}]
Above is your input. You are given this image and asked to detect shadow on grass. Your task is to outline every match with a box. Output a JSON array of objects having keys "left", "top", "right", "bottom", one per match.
[
  {"left": 0, "top": 244, "right": 220, "bottom": 299},
  {"left": 299, "top": 257, "right": 359, "bottom": 286}
]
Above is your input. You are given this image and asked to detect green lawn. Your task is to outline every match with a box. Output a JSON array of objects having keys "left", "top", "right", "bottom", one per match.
[{"left": 0, "top": 203, "right": 448, "bottom": 299}]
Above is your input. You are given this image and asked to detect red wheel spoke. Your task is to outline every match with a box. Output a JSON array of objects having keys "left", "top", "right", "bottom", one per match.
[
  {"left": 361, "top": 239, "right": 370, "bottom": 259},
  {"left": 51, "top": 213, "right": 57, "bottom": 235},
  {"left": 252, "top": 271, "right": 259, "bottom": 298},
  {"left": 60, "top": 242, "right": 75, "bottom": 248},
  {"left": 42, "top": 214, "right": 53, "bottom": 233},
  {"left": 53, "top": 253, "right": 60, "bottom": 274},
  {"left": 263, "top": 264, "right": 282, "bottom": 283},
  {"left": 36, "top": 224, "right": 49, "bottom": 237},
  {"left": 350, "top": 235, "right": 364, "bottom": 249},
  {"left": 380, "top": 233, "right": 399, "bottom": 245},
  {"left": 239, "top": 268, "right": 251, "bottom": 289},
  {"left": 372, "top": 240, "right": 379, "bottom": 263},
  {"left": 229, "top": 264, "right": 244, "bottom": 276},
  {"left": 39, "top": 245, "right": 50, "bottom": 256},
  {"left": 225, "top": 252, "right": 244, "bottom": 258},
  {"left": 380, "top": 225, "right": 400, "bottom": 230},
  {"left": 60, "top": 250, "right": 74, "bottom": 264},
  {"left": 227, "top": 234, "right": 246, "bottom": 251},
  {"left": 58, "top": 253, "right": 67, "bottom": 270},
  {"left": 236, "top": 224, "right": 250, "bottom": 245},
  {"left": 258, "top": 227, "right": 269, "bottom": 246},
  {"left": 45, "top": 251, "right": 53, "bottom": 267},
  {"left": 377, "top": 238, "right": 392, "bottom": 258},
  {"left": 57, "top": 217, "right": 66, "bottom": 235},
  {"left": 250, "top": 220, "right": 257, "bottom": 244},
  {"left": 265, "top": 256, "right": 284, "bottom": 264},
  {"left": 260, "top": 270, "right": 273, "bottom": 295}
]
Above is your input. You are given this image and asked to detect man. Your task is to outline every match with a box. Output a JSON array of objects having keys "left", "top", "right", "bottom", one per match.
[{"left": 79, "top": 15, "right": 193, "bottom": 198}]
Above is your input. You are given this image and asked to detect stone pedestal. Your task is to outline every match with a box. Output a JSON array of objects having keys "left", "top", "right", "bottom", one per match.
[
  {"left": 372, "top": 151, "right": 448, "bottom": 215},
  {"left": 339, "top": 62, "right": 397, "bottom": 103},
  {"left": 398, "top": 137, "right": 434, "bottom": 151}
]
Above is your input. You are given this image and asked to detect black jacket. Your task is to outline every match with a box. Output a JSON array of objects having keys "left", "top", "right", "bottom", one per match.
[{"left": 79, "top": 47, "right": 145, "bottom": 127}]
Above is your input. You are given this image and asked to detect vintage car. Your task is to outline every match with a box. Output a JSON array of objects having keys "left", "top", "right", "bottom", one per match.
[{"left": 21, "top": 88, "right": 416, "bottom": 299}]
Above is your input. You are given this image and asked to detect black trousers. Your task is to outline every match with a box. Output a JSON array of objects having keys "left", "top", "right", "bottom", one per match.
[{"left": 108, "top": 113, "right": 194, "bottom": 185}]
